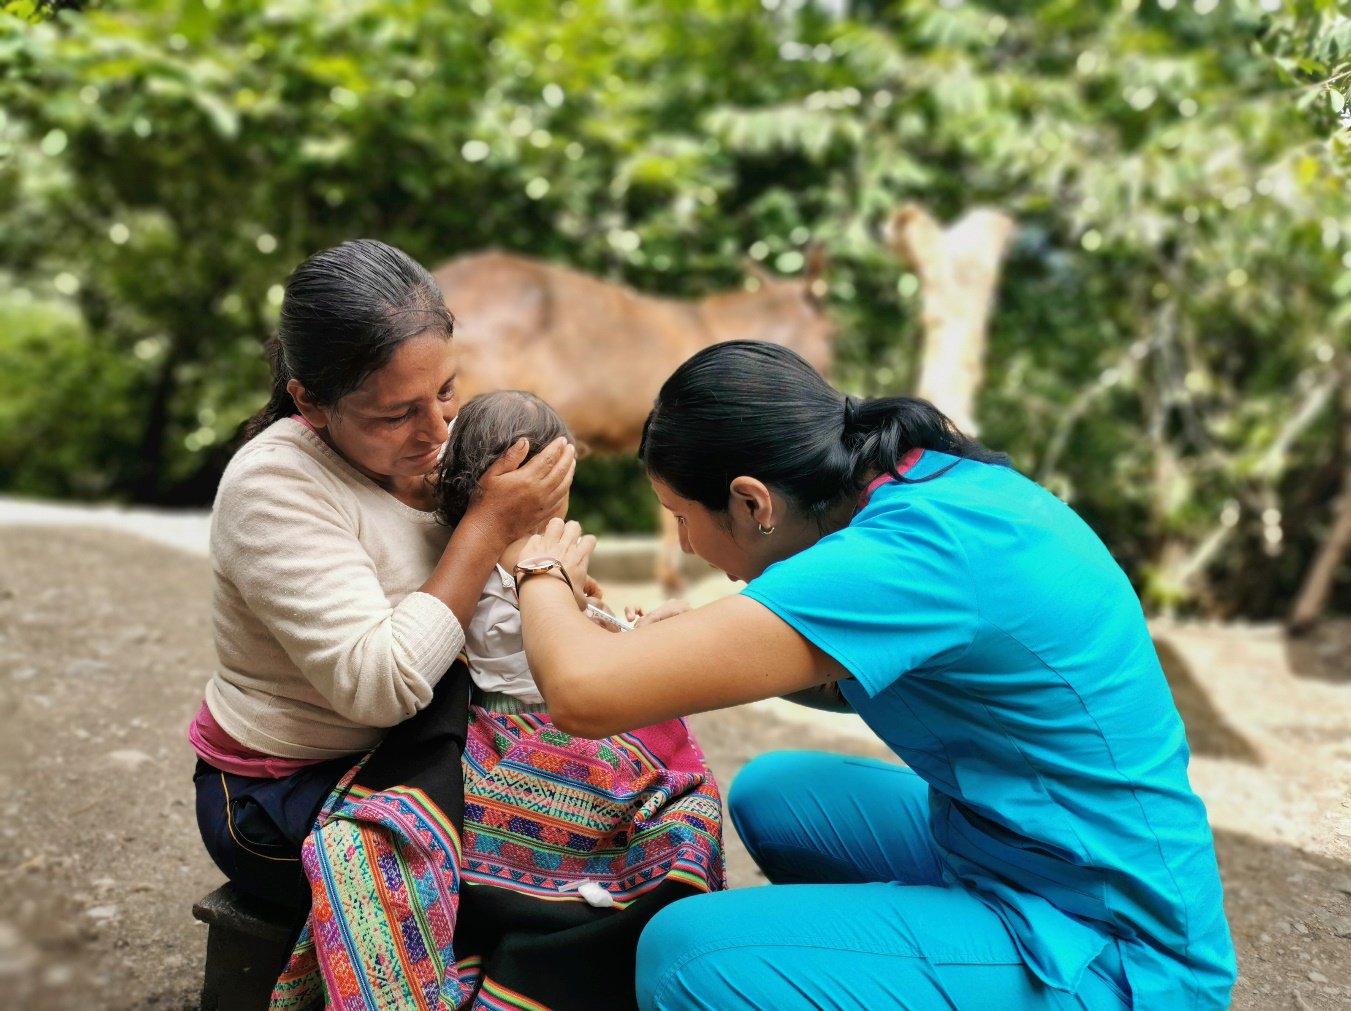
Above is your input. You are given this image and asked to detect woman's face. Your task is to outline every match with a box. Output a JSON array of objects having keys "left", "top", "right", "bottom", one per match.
[
  {"left": 315, "top": 332, "right": 458, "bottom": 488},
  {"left": 651, "top": 478, "right": 762, "bottom": 584},
  {"left": 651, "top": 475, "right": 834, "bottom": 584}
]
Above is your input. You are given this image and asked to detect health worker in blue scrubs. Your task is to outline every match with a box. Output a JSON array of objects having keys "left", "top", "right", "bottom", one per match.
[{"left": 513, "top": 341, "right": 1236, "bottom": 1010}]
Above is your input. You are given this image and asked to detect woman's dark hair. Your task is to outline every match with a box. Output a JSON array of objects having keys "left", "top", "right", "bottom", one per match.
[
  {"left": 638, "top": 341, "right": 1008, "bottom": 526},
  {"left": 436, "top": 390, "right": 574, "bottom": 526},
  {"left": 242, "top": 239, "right": 455, "bottom": 441}
]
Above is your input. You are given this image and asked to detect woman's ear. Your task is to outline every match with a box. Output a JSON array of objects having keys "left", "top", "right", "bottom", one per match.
[
  {"left": 728, "top": 476, "right": 774, "bottom": 530},
  {"left": 287, "top": 379, "right": 330, "bottom": 430}
]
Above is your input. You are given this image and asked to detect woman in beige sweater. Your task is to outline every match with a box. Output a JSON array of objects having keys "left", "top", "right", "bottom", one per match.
[{"left": 187, "top": 239, "right": 574, "bottom": 910}]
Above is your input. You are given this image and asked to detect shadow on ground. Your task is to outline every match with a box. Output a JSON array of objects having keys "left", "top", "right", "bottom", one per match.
[{"left": 1154, "top": 635, "right": 1261, "bottom": 763}]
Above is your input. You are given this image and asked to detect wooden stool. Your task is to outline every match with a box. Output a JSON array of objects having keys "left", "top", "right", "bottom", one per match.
[{"left": 192, "top": 882, "right": 297, "bottom": 1011}]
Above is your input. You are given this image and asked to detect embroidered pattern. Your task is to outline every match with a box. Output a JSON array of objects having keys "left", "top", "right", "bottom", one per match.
[{"left": 461, "top": 708, "right": 725, "bottom": 907}]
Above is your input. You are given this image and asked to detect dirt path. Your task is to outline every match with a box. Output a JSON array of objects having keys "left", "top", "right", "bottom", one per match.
[{"left": 0, "top": 520, "right": 1347, "bottom": 1009}]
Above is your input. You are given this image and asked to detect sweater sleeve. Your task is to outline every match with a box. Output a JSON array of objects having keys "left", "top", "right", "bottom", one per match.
[{"left": 213, "top": 448, "right": 464, "bottom": 728}]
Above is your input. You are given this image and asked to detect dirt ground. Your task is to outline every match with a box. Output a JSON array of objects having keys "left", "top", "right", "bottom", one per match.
[{"left": 0, "top": 519, "right": 1348, "bottom": 1010}]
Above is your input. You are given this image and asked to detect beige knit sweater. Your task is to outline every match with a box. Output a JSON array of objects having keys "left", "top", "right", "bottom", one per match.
[{"left": 203, "top": 419, "right": 464, "bottom": 758}]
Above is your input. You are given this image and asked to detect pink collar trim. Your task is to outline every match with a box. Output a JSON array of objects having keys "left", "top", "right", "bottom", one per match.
[{"left": 857, "top": 448, "right": 925, "bottom": 510}]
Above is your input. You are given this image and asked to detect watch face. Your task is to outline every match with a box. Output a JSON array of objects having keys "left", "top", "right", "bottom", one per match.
[{"left": 514, "top": 556, "right": 561, "bottom": 574}]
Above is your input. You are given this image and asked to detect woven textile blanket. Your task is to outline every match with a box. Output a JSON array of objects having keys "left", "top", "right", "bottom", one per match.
[
  {"left": 460, "top": 706, "right": 724, "bottom": 905},
  {"left": 269, "top": 665, "right": 724, "bottom": 1011}
]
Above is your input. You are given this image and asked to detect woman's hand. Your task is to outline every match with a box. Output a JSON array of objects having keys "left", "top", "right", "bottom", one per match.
[
  {"left": 520, "top": 517, "right": 596, "bottom": 610},
  {"left": 469, "top": 437, "right": 575, "bottom": 548}
]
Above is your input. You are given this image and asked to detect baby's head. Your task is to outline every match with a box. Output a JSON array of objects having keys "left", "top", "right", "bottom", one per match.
[{"left": 436, "top": 390, "right": 574, "bottom": 527}]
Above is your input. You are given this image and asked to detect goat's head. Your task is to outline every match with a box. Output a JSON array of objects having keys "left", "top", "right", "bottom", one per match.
[{"left": 730, "top": 244, "right": 835, "bottom": 375}]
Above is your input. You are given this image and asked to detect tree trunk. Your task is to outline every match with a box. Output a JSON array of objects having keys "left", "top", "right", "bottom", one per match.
[
  {"left": 1287, "top": 371, "right": 1351, "bottom": 634},
  {"left": 1288, "top": 462, "right": 1351, "bottom": 634},
  {"left": 887, "top": 204, "right": 1016, "bottom": 435},
  {"left": 129, "top": 342, "right": 180, "bottom": 502}
]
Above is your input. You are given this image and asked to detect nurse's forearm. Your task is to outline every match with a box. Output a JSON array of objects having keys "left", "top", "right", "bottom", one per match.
[
  {"left": 519, "top": 566, "right": 857, "bottom": 738},
  {"left": 518, "top": 573, "right": 620, "bottom": 735}
]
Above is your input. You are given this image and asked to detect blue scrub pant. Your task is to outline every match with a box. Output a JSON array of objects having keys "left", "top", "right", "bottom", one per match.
[{"left": 635, "top": 751, "right": 1131, "bottom": 1010}]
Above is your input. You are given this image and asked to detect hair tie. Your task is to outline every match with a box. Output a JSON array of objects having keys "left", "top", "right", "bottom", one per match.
[{"left": 842, "top": 395, "right": 863, "bottom": 433}]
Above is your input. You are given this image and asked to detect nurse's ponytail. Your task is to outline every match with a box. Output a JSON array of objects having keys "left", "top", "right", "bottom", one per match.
[
  {"left": 841, "top": 391, "right": 1007, "bottom": 487},
  {"left": 639, "top": 341, "right": 1006, "bottom": 525}
]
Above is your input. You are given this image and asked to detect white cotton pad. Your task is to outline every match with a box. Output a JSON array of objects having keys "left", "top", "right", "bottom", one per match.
[{"left": 576, "top": 881, "right": 615, "bottom": 908}]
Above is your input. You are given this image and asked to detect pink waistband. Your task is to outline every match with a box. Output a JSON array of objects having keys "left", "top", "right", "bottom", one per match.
[{"left": 187, "top": 701, "right": 326, "bottom": 779}]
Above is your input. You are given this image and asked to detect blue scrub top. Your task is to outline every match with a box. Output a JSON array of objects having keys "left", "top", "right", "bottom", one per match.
[{"left": 742, "top": 452, "right": 1236, "bottom": 1010}]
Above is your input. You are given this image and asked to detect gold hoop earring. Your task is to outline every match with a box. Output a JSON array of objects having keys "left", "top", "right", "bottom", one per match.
[{"left": 758, "top": 523, "right": 776, "bottom": 536}]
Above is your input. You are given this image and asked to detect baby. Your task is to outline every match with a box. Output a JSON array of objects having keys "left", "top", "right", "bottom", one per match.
[
  {"left": 437, "top": 389, "right": 611, "bottom": 712},
  {"left": 434, "top": 390, "right": 724, "bottom": 919}
]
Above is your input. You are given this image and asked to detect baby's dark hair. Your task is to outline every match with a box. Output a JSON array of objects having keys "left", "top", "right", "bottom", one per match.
[{"left": 436, "top": 390, "right": 573, "bottom": 526}]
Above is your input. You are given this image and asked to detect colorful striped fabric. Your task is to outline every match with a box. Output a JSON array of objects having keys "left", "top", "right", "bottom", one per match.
[
  {"left": 269, "top": 672, "right": 723, "bottom": 1011},
  {"left": 272, "top": 781, "right": 475, "bottom": 1010}
]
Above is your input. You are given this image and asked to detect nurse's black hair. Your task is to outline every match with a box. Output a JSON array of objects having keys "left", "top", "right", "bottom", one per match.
[
  {"left": 436, "top": 390, "right": 574, "bottom": 527},
  {"left": 243, "top": 239, "right": 454, "bottom": 441},
  {"left": 638, "top": 341, "right": 1008, "bottom": 525}
]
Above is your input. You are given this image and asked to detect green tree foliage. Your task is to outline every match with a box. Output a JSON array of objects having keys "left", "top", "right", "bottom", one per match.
[{"left": 1, "top": 0, "right": 1348, "bottom": 616}]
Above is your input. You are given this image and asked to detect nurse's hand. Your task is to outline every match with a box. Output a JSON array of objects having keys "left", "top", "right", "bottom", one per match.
[
  {"left": 520, "top": 518, "right": 596, "bottom": 609},
  {"left": 583, "top": 578, "right": 623, "bottom": 632},
  {"left": 626, "top": 599, "right": 691, "bottom": 628}
]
